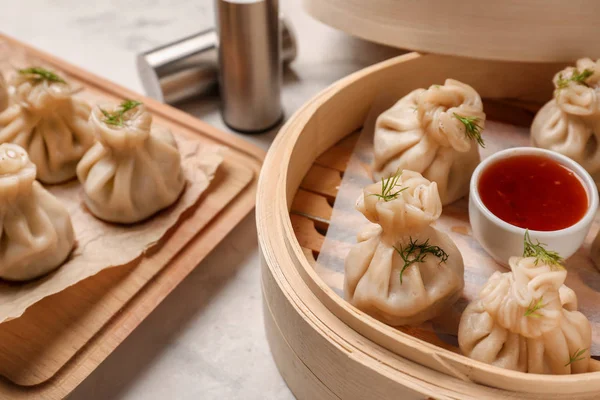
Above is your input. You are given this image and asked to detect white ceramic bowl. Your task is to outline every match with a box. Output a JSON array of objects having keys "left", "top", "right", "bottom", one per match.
[{"left": 469, "top": 147, "right": 599, "bottom": 266}]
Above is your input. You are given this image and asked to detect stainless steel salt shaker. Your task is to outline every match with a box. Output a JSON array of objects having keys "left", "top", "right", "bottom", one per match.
[
  {"left": 136, "top": 17, "right": 296, "bottom": 104},
  {"left": 137, "top": 29, "right": 219, "bottom": 104},
  {"left": 215, "top": 0, "right": 282, "bottom": 133}
]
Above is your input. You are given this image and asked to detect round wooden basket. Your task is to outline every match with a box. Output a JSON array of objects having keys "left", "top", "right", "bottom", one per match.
[
  {"left": 257, "top": 53, "right": 600, "bottom": 399},
  {"left": 303, "top": 0, "right": 600, "bottom": 62}
]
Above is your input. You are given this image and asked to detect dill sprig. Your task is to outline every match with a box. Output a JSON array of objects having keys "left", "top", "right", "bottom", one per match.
[
  {"left": 556, "top": 68, "right": 594, "bottom": 90},
  {"left": 18, "top": 67, "right": 66, "bottom": 84},
  {"left": 524, "top": 296, "right": 545, "bottom": 318},
  {"left": 394, "top": 238, "right": 449, "bottom": 284},
  {"left": 453, "top": 113, "right": 485, "bottom": 148},
  {"left": 572, "top": 69, "right": 594, "bottom": 84},
  {"left": 523, "top": 230, "right": 564, "bottom": 269},
  {"left": 100, "top": 99, "right": 142, "bottom": 127},
  {"left": 565, "top": 348, "right": 587, "bottom": 367},
  {"left": 369, "top": 170, "right": 407, "bottom": 202}
]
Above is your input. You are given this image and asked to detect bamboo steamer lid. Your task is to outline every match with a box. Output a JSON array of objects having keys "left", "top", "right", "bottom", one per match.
[{"left": 304, "top": 0, "right": 600, "bottom": 62}]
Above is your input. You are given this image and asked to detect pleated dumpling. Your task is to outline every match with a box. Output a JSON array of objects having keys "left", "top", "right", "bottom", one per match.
[
  {"left": 531, "top": 58, "right": 600, "bottom": 187},
  {"left": 458, "top": 241, "right": 591, "bottom": 375},
  {"left": 0, "top": 67, "right": 94, "bottom": 184},
  {"left": 344, "top": 170, "right": 465, "bottom": 326},
  {"left": 372, "top": 79, "right": 485, "bottom": 205},
  {"left": 0, "top": 143, "right": 75, "bottom": 281},
  {"left": 77, "top": 100, "right": 185, "bottom": 224}
]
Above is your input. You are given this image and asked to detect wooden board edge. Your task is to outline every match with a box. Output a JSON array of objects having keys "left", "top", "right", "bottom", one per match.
[{"left": 6, "top": 167, "right": 260, "bottom": 399}]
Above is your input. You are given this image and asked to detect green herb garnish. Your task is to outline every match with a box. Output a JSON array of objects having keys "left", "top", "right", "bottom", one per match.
[
  {"left": 370, "top": 170, "right": 407, "bottom": 202},
  {"left": 573, "top": 69, "right": 594, "bottom": 84},
  {"left": 565, "top": 348, "right": 587, "bottom": 367},
  {"left": 18, "top": 67, "right": 66, "bottom": 84},
  {"left": 524, "top": 296, "right": 545, "bottom": 318},
  {"left": 556, "top": 68, "right": 594, "bottom": 90},
  {"left": 523, "top": 230, "right": 564, "bottom": 269},
  {"left": 453, "top": 113, "right": 485, "bottom": 148},
  {"left": 394, "top": 238, "right": 449, "bottom": 284},
  {"left": 100, "top": 99, "right": 142, "bottom": 127}
]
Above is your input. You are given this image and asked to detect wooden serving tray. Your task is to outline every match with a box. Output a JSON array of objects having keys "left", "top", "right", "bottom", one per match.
[
  {"left": 0, "top": 34, "right": 264, "bottom": 399},
  {"left": 258, "top": 53, "right": 600, "bottom": 399}
]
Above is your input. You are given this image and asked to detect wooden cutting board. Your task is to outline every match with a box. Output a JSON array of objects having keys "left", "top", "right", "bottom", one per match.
[{"left": 0, "top": 33, "right": 264, "bottom": 399}]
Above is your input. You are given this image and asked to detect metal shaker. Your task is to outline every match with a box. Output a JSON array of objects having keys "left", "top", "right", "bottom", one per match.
[
  {"left": 137, "top": 29, "right": 220, "bottom": 104},
  {"left": 136, "top": 17, "right": 296, "bottom": 105},
  {"left": 215, "top": 0, "right": 283, "bottom": 132}
]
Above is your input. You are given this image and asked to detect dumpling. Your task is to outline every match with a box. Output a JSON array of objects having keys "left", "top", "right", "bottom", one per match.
[
  {"left": 0, "top": 143, "right": 75, "bottom": 281},
  {"left": 0, "top": 73, "right": 8, "bottom": 112},
  {"left": 372, "top": 79, "right": 485, "bottom": 205},
  {"left": 458, "top": 251, "right": 591, "bottom": 374},
  {"left": 344, "top": 170, "right": 465, "bottom": 326},
  {"left": 0, "top": 67, "right": 94, "bottom": 184},
  {"left": 531, "top": 58, "right": 600, "bottom": 187},
  {"left": 77, "top": 100, "right": 185, "bottom": 224}
]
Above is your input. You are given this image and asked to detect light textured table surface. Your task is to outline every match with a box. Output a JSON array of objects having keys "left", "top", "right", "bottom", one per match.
[{"left": 1, "top": 1, "right": 400, "bottom": 399}]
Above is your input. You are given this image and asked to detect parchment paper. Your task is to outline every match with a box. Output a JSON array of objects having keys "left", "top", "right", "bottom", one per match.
[
  {"left": 316, "top": 94, "right": 600, "bottom": 356},
  {"left": 0, "top": 135, "right": 223, "bottom": 323}
]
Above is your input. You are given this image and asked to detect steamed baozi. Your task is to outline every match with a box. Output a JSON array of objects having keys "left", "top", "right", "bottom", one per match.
[
  {"left": 531, "top": 58, "right": 600, "bottom": 187},
  {"left": 344, "top": 170, "right": 464, "bottom": 326},
  {"left": 77, "top": 100, "right": 185, "bottom": 224},
  {"left": 372, "top": 79, "right": 485, "bottom": 205},
  {"left": 0, "top": 67, "right": 94, "bottom": 184},
  {"left": 0, "top": 143, "right": 75, "bottom": 281},
  {"left": 458, "top": 250, "right": 591, "bottom": 374}
]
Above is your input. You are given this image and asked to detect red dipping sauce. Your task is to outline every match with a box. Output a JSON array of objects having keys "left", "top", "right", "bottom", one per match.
[{"left": 478, "top": 154, "right": 588, "bottom": 231}]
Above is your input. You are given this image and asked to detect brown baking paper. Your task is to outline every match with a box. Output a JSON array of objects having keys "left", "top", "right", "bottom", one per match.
[
  {"left": 316, "top": 93, "right": 600, "bottom": 356},
  {"left": 0, "top": 135, "right": 222, "bottom": 323}
]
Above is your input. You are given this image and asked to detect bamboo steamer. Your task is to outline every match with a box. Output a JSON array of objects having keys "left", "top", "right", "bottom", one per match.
[
  {"left": 303, "top": 0, "right": 600, "bottom": 62},
  {"left": 257, "top": 53, "right": 600, "bottom": 399}
]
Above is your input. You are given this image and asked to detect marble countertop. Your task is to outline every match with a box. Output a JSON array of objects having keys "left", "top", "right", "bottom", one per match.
[{"left": 1, "top": 1, "right": 400, "bottom": 399}]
